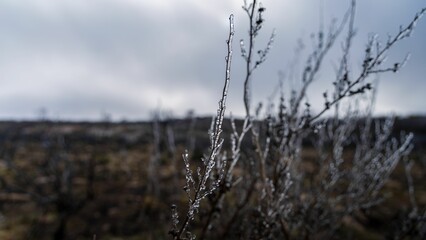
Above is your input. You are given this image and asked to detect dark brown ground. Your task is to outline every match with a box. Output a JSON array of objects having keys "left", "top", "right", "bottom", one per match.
[{"left": 0, "top": 116, "right": 424, "bottom": 239}]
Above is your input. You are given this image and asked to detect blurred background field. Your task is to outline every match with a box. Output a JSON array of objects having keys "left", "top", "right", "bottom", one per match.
[{"left": 0, "top": 116, "right": 424, "bottom": 239}]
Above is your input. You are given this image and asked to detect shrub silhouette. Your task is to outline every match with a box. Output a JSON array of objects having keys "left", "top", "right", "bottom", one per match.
[{"left": 170, "top": 0, "right": 426, "bottom": 239}]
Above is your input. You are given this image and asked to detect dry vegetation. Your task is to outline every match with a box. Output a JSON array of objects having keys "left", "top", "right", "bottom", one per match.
[
  {"left": 0, "top": 118, "right": 424, "bottom": 239},
  {"left": 1, "top": 0, "right": 426, "bottom": 239}
]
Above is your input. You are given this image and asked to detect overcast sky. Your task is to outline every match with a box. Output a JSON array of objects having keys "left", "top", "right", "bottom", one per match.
[{"left": 0, "top": 0, "right": 425, "bottom": 121}]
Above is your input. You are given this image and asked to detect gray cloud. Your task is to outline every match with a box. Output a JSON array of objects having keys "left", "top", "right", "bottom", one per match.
[{"left": 0, "top": 0, "right": 425, "bottom": 120}]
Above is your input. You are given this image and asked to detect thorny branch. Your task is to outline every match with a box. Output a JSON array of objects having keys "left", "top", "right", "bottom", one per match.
[
  {"left": 308, "top": 7, "right": 426, "bottom": 125},
  {"left": 170, "top": 14, "right": 235, "bottom": 240}
]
